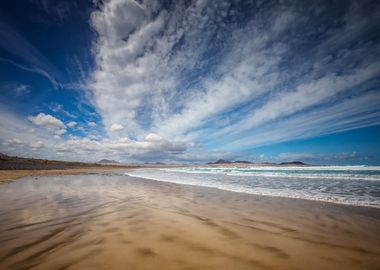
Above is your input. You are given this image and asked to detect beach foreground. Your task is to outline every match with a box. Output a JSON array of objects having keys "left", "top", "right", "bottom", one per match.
[{"left": 0, "top": 172, "right": 379, "bottom": 270}]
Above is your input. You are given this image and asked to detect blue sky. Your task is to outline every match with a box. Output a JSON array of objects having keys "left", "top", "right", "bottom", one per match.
[{"left": 0, "top": 0, "right": 380, "bottom": 164}]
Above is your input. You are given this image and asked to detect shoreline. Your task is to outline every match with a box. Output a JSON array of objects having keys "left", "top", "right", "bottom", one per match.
[
  {"left": 2, "top": 168, "right": 379, "bottom": 210},
  {"left": 125, "top": 170, "right": 380, "bottom": 210},
  {"left": 125, "top": 173, "right": 380, "bottom": 217}
]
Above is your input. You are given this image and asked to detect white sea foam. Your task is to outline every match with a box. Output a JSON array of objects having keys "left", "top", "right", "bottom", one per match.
[
  {"left": 125, "top": 166, "right": 380, "bottom": 208},
  {"left": 167, "top": 165, "right": 380, "bottom": 171}
]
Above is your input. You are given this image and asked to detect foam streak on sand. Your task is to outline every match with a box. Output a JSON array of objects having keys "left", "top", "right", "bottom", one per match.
[
  {"left": 0, "top": 173, "right": 380, "bottom": 270},
  {"left": 125, "top": 166, "right": 380, "bottom": 208}
]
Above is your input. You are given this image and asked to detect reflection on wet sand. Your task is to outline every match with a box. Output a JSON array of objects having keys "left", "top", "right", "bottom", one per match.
[{"left": 0, "top": 172, "right": 380, "bottom": 270}]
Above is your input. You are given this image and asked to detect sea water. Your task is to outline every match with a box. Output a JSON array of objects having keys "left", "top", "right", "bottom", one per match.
[{"left": 125, "top": 166, "right": 380, "bottom": 208}]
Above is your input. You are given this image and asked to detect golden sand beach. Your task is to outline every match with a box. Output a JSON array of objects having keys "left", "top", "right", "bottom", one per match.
[{"left": 0, "top": 172, "right": 379, "bottom": 270}]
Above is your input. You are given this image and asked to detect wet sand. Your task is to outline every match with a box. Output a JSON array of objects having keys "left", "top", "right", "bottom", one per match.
[
  {"left": 0, "top": 172, "right": 379, "bottom": 270},
  {"left": 0, "top": 168, "right": 129, "bottom": 183}
]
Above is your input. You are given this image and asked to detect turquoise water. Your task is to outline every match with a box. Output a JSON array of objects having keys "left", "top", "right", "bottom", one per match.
[{"left": 126, "top": 166, "right": 380, "bottom": 208}]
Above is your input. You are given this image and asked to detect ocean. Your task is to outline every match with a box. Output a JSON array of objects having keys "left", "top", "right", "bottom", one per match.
[{"left": 125, "top": 166, "right": 380, "bottom": 208}]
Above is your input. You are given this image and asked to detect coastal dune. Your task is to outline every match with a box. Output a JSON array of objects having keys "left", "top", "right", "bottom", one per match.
[{"left": 0, "top": 173, "right": 379, "bottom": 270}]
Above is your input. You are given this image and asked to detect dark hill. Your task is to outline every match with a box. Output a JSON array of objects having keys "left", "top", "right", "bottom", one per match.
[
  {"left": 279, "top": 161, "right": 306, "bottom": 166},
  {"left": 98, "top": 159, "right": 119, "bottom": 164},
  {"left": 207, "top": 159, "right": 233, "bottom": 164}
]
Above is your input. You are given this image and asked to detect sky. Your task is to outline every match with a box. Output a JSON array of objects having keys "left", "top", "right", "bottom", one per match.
[{"left": 0, "top": 0, "right": 380, "bottom": 165}]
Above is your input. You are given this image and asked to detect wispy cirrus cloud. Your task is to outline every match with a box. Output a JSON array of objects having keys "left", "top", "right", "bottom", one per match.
[
  {"left": 34, "top": 0, "right": 77, "bottom": 23},
  {"left": 14, "top": 84, "right": 30, "bottom": 96},
  {"left": 0, "top": 21, "right": 63, "bottom": 88},
  {"left": 87, "top": 0, "right": 380, "bottom": 157}
]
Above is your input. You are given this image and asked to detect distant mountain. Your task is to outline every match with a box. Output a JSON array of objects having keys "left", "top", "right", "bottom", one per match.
[
  {"left": 0, "top": 153, "right": 9, "bottom": 159},
  {"left": 279, "top": 161, "right": 306, "bottom": 166},
  {"left": 0, "top": 154, "right": 127, "bottom": 170},
  {"left": 98, "top": 159, "right": 119, "bottom": 164},
  {"left": 207, "top": 159, "right": 233, "bottom": 164},
  {"left": 206, "top": 159, "right": 307, "bottom": 166}
]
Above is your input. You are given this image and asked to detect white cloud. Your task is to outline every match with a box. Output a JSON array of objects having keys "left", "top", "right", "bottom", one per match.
[
  {"left": 27, "top": 113, "right": 68, "bottom": 140},
  {"left": 88, "top": 121, "right": 97, "bottom": 127},
  {"left": 7, "top": 138, "right": 27, "bottom": 147},
  {"left": 67, "top": 121, "right": 77, "bottom": 127},
  {"left": 49, "top": 103, "right": 76, "bottom": 118},
  {"left": 28, "top": 113, "right": 65, "bottom": 130},
  {"left": 109, "top": 123, "right": 123, "bottom": 132},
  {"left": 1, "top": 107, "right": 191, "bottom": 161},
  {"left": 89, "top": 0, "right": 240, "bottom": 137},
  {"left": 30, "top": 141, "right": 45, "bottom": 149},
  {"left": 0, "top": 108, "right": 60, "bottom": 159},
  {"left": 49, "top": 103, "right": 63, "bottom": 112},
  {"left": 15, "top": 84, "right": 30, "bottom": 96},
  {"left": 77, "top": 126, "right": 85, "bottom": 132},
  {"left": 50, "top": 133, "right": 188, "bottom": 162},
  {"left": 144, "top": 133, "right": 163, "bottom": 142},
  {"left": 54, "top": 129, "right": 67, "bottom": 136}
]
